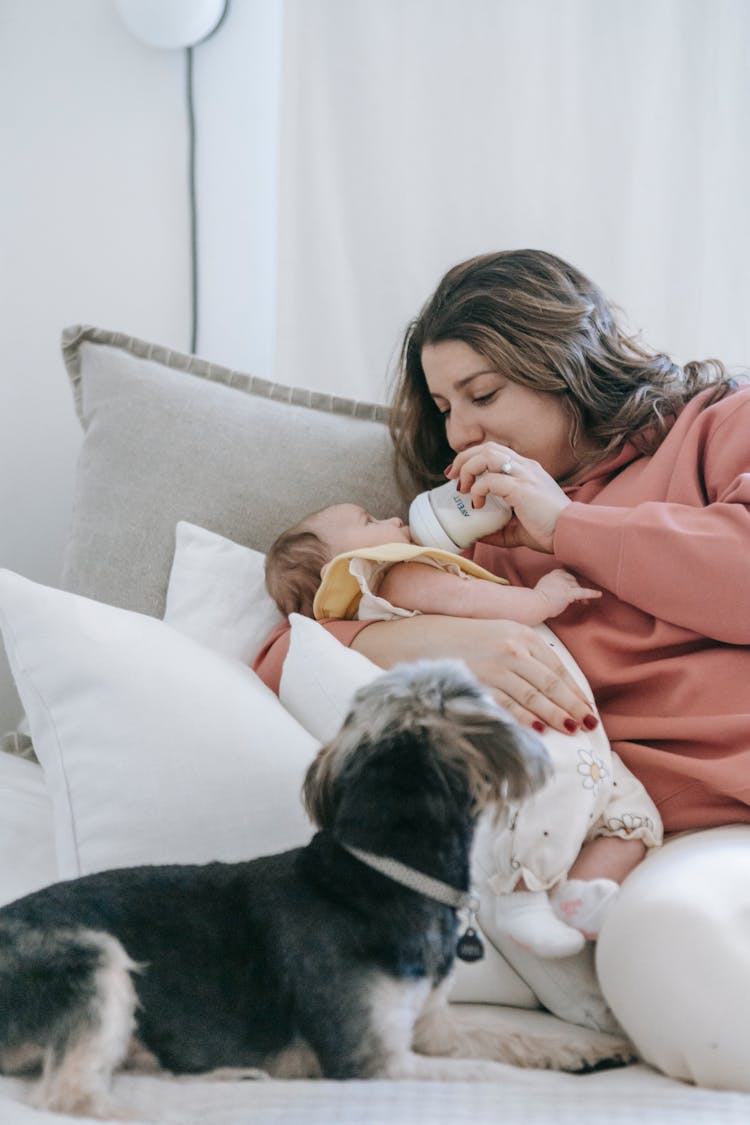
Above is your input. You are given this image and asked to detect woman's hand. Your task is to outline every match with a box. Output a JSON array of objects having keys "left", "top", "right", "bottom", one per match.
[
  {"left": 447, "top": 442, "right": 572, "bottom": 553},
  {"left": 352, "top": 614, "right": 598, "bottom": 735}
]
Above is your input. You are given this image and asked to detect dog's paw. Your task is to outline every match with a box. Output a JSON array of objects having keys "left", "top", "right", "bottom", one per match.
[{"left": 553, "top": 1031, "right": 637, "bottom": 1073}]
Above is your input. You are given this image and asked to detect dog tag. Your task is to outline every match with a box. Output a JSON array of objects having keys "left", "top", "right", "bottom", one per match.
[{"left": 456, "top": 926, "right": 484, "bottom": 962}]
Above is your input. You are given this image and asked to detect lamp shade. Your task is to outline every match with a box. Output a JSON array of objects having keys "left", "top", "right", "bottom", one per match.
[{"left": 115, "top": 0, "right": 227, "bottom": 49}]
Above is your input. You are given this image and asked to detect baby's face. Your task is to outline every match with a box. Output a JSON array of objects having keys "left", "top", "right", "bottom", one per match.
[{"left": 314, "top": 504, "right": 412, "bottom": 557}]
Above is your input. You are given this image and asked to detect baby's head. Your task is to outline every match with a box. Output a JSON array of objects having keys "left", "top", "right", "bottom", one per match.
[{"left": 265, "top": 503, "right": 411, "bottom": 617}]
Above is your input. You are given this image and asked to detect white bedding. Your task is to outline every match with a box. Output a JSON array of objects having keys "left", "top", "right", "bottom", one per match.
[
  {"left": 2, "top": 1005, "right": 749, "bottom": 1125},
  {"left": 1, "top": 1073, "right": 745, "bottom": 1125}
]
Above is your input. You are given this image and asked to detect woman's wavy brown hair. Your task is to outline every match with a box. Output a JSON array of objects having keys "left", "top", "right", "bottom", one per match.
[{"left": 390, "top": 249, "right": 735, "bottom": 491}]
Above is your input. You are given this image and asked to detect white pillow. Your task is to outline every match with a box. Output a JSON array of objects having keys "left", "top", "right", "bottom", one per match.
[
  {"left": 0, "top": 569, "right": 317, "bottom": 879},
  {"left": 0, "top": 753, "right": 56, "bottom": 904},
  {"left": 164, "top": 521, "right": 283, "bottom": 663},
  {"left": 279, "top": 613, "right": 382, "bottom": 743}
]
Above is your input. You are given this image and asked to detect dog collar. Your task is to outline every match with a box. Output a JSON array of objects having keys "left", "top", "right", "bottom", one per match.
[{"left": 340, "top": 843, "right": 484, "bottom": 963}]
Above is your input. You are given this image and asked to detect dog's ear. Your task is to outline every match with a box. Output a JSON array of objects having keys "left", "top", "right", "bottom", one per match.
[
  {"left": 385, "top": 659, "right": 552, "bottom": 811},
  {"left": 303, "top": 660, "right": 552, "bottom": 827},
  {"left": 301, "top": 700, "right": 383, "bottom": 829},
  {"left": 302, "top": 743, "right": 341, "bottom": 829},
  {"left": 440, "top": 706, "right": 551, "bottom": 811}
]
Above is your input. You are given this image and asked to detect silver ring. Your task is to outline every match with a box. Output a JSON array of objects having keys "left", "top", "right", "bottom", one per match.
[{"left": 500, "top": 459, "right": 514, "bottom": 474}]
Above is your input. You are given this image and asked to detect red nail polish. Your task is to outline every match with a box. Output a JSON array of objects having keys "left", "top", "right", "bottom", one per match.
[
  {"left": 582, "top": 714, "right": 599, "bottom": 730},
  {"left": 444, "top": 462, "right": 454, "bottom": 475},
  {"left": 564, "top": 719, "right": 579, "bottom": 733},
  {"left": 532, "top": 721, "right": 546, "bottom": 734}
]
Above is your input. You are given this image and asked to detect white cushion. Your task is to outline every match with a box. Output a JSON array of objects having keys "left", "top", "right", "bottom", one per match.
[
  {"left": 164, "top": 521, "right": 283, "bottom": 663},
  {"left": 597, "top": 824, "right": 750, "bottom": 1090},
  {"left": 0, "top": 569, "right": 317, "bottom": 879},
  {"left": 280, "top": 613, "right": 383, "bottom": 743},
  {"left": 0, "top": 753, "right": 56, "bottom": 904}
]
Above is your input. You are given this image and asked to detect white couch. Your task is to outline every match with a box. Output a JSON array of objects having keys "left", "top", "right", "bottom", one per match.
[{"left": 1, "top": 327, "right": 748, "bottom": 1124}]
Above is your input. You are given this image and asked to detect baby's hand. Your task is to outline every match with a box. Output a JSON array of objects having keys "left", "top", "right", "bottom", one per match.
[{"left": 534, "top": 569, "right": 601, "bottom": 617}]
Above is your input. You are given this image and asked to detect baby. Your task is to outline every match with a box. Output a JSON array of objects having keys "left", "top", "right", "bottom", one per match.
[
  {"left": 265, "top": 503, "right": 601, "bottom": 625},
  {"left": 266, "top": 503, "right": 663, "bottom": 958}
]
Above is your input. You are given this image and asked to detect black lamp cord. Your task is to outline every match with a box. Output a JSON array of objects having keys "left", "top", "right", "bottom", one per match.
[
  {"left": 183, "top": 1, "right": 232, "bottom": 356},
  {"left": 186, "top": 45, "right": 198, "bottom": 355}
]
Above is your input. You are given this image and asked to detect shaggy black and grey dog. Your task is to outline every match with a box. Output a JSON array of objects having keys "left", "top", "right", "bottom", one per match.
[{"left": 0, "top": 660, "right": 632, "bottom": 1117}]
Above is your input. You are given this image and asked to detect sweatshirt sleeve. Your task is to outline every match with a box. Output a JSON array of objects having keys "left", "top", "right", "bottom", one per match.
[
  {"left": 252, "top": 618, "right": 374, "bottom": 695},
  {"left": 554, "top": 401, "right": 750, "bottom": 643}
]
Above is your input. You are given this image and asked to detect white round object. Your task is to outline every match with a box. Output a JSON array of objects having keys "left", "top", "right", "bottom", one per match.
[
  {"left": 409, "top": 480, "right": 512, "bottom": 551},
  {"left": 408, "top": 489, "right": 461, "bottom": 552},
  {"left": 115, "top": 0, "right": 227, "bottom": 49}
]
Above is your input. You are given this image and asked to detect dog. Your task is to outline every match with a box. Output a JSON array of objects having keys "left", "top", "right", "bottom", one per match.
[{"left": 0, "top": 659, "right": 634, "bottom": 1117}]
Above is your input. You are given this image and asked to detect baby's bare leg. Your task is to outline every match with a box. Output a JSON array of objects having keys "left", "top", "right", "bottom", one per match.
[
  {"left": 549, "top": 838, "right": 647, "bottom": 940},
  {"left": 568, "top": 837, "right": 647, "bottom": 883}
]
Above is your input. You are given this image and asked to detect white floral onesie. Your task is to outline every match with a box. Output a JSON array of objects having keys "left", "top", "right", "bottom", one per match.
[{"left": 314, "top": 544, "right": 663, "bottom": 893}]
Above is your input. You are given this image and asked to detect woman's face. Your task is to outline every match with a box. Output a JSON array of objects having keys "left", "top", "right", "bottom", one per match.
[{"left": 421, "top": 339, "right": 589, "bottom": 481}]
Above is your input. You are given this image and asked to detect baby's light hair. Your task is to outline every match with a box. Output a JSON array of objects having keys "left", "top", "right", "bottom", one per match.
[{"left": 265, "top": 518, "right": 331, "bottom": 618}]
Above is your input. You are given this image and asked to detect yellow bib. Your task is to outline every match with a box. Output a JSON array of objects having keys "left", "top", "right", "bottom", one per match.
[{"left": 312, "top": 542, "right": 509, "bottom": 621}]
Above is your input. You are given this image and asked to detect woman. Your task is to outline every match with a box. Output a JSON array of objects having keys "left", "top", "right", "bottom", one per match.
[{"left": 255, "top": 250, "right": 750, "bottom": 1087}]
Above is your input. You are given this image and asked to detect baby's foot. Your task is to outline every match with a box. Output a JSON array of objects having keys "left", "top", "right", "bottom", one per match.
[
  {"left": 493, "top": 890, "right": 585, "bottom": 958},
  {"left": 550, "top": 878, "right": 620, "bottom": 940}
]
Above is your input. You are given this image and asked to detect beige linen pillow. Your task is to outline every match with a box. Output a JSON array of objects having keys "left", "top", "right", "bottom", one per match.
[
  {"left": 59, "top": 325, "right": 410, "bottom": 618},
  {"left": 1, "top": 327, "right": 411, "bottom": 756}
]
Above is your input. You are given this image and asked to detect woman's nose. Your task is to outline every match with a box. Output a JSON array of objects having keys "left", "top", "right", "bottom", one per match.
[{"left": 446, "top": 412, "right": 484, "bottom": 453}]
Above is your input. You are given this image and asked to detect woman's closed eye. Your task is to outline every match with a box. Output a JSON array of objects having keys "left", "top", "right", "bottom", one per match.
[{"left": 436, "top": 390, "right": 499, "bottom": 417}]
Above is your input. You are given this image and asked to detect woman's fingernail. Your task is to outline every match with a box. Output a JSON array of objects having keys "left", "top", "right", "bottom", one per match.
[
  {"left": 532, "top": 721, "right": 547, "bottom": 734},
  {"left": 563, "top": 719, "right": 579, "bottom": 733},
  {"left": 582, "top": 714, "right": 599, "bottom": 730},
  {"left": 444, "top": 462, "right": 454, "bottom": 475}
]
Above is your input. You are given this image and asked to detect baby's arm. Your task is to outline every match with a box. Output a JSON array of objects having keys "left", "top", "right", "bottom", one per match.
[{"left": 378, "top": 562, "right": 600, "bottom": 625}]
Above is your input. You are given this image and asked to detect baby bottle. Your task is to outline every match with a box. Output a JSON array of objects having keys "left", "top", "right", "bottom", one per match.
[{"left": 408, "top": 479, "right": 512, "bottom": 552}]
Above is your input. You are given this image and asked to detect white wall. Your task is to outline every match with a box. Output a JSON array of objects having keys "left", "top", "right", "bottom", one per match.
[
  {"left": 196, "top": 0, "right": 283, "bottom": 372},
  {"left": 276, "top": 0, "right": 750, "bottom": 400},
  {"left": 0, "top": 0, "right": 281, "bottom": 730}
]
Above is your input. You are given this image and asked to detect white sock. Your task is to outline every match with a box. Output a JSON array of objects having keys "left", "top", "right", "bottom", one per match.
[
  {"left": 492, "top": 890, "right": 586, "bottom": 959},
  {"left": 550, "top": 878, "right": 620, "bottom": 939}
]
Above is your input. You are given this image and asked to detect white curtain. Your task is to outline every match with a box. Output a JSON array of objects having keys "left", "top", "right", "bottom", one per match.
[{"left": 275, "top": 0, "right": 750, "bottom": 401}]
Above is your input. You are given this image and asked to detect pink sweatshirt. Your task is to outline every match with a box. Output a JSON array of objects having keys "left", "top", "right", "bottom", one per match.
[
  {"left": 470, "top": 385, "right": 750, "bottom": 832},
  {"left": 255, "top": 386, "right": 750, "bottom": 832}
]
